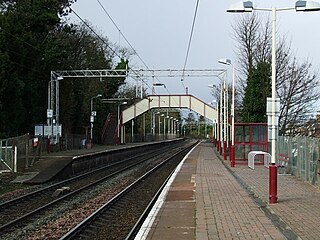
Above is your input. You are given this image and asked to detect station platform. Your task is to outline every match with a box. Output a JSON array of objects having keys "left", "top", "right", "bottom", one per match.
[
  {"left": 19, "top": 142, "right": 150, "bottom": 184},
  {"left": 136, "top": 141, "right": 320, "bottom": 240}
]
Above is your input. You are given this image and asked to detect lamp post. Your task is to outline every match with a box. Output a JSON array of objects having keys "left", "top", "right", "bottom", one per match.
[
  {"left": 161, "top": 114, "right": 165, "bottom": 139},
  {"left": 227, "top": 0, "right": 320, "bottom": 203},
  {"left": 90, "top": 94, "right": 102, "bottom": 146},
  {"left": 155, "top": 111, "right": 161, "bottom": 138},
  {"left": 170, "top": 117, "right": 174, "bottom": 134},
  {"left": 218, "top": 58, "right": 236, "bottom": 167},
  {"left": 117, "top": 101, "right": 127, "bottom": 144},
  {"left": 47, "top": 75, "right": 63, "bottom": 144},
  {"left": 208, "top": 84, "right": 223, "bottom": 154},
  {"left": 166, "top": 115, "right": 170, "bottom": 136}
]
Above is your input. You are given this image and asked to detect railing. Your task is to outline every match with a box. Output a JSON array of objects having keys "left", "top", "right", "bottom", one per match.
[
  {"left": 0, "top": 134, "right": 29, "bottom": 172},
  {"left": 278, "top": 136, "right": 320, "bottom": 186},
  {"left": 0, "top": 134, "right": 85, "bottom": 172}
]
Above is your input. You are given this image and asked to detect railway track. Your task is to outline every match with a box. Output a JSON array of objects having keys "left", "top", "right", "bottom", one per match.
[
  {"left": 0, "top": 140, "right": 195, "bottom": 239},
  {"left": 60, "top": 141, "right": 197, "bottom": 240}
]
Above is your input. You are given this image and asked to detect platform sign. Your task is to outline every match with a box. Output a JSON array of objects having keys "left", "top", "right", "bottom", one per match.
[
  {"left": 35, "top": 124, "right": 62, "bottom": 137},
  {"left": 47, "top": 109, "right": 53, "bottom": 118},
  {"left": 266, "top": 97, "right": 280, "bottom": 142}
]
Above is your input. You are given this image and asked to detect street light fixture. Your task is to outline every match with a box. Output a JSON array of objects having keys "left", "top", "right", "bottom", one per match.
[
  {"left": 152, "top": 82, "right": 166, "bottom": 95},
  {"left": 90, "top": 94, "right": 102, "bottom": 146},
  {"left": 218, "top": 58, "right": 236, "bottom": 167},
  {"left": 227, "top": 0, "right": 320, "bottom": 203},
  {"left": 296, "top": 1, "right": 320, "bottom": 11}
]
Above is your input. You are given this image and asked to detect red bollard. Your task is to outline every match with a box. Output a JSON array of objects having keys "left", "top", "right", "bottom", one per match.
[
  {"left": 269, "top": 164, "right": 278, "bottom": 204},
  {"left": 230, "top": 145, "right": 235, "bottom": 167},
  {"left": 223, "top": 142, "right": 227, "bottom": 160}
]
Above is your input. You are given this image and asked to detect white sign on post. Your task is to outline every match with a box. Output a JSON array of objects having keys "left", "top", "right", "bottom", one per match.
[
  {"left": 266, "top": 97, "right": 280, "bottom": 142},
  {"left": 47, "top": 109, "right": 53, "bottom": 118}
]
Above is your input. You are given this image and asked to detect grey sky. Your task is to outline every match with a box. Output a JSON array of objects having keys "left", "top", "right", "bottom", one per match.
[{"left": 69, "top": 0, "right": 320, "bottom": 107}]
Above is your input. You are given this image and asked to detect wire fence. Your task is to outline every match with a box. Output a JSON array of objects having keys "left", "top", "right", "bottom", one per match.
[
  {"left": 278, "top": 136, "right": 320, "bottom": 186},
  {"left": 0, "top": 134, "right": 86, "bottom": 173},
  {"left": 1, "top": 134, "right": 320, "bottom": 187}
]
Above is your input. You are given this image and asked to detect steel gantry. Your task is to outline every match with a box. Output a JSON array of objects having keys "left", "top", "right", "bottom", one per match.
[{"left": 47, "top": 68, "right": 226, "bottom": 142}]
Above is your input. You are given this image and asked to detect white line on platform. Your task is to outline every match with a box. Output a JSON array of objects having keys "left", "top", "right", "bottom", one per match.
[{"left": 134, "top": 141, "right": 201, "bottom": 240}]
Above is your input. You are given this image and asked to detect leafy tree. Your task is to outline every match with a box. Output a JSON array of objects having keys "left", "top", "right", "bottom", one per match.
[
  {"left": 0, "top": 0, "right": 75, "bottom": 137},
  {"left": 0, "top": 0, "right": 130, "bottom": 138},
  {"left": 241, "top": 61, "right": 271, "bottom": 123}
]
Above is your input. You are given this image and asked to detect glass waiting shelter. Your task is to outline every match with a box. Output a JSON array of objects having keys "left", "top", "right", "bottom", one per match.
[{"left": 234, "top": 123, "right": 268, "bottom": 163}]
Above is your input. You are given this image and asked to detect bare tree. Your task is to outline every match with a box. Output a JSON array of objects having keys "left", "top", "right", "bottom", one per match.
[
  {"left": 277, "top": 55, "right": 319, "bottom": 135},
  {"left": 232, "top": 13, "right": 320, "bottom": 135},
  {"left": 232, "top": 13, "right": 271, "bottom": 96}
]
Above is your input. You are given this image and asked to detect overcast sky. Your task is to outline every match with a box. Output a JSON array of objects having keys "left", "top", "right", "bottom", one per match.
[{"left": 69, "top": 0, "right": 320, "bottom": 108}]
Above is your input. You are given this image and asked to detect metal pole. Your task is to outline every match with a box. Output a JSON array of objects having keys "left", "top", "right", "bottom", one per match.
[
  {"left": 271, "top": 7, "right": 277, "bottom": 165},
  {"left": 226, "top": 74, "right": 229, "bottom": 148},
  {"left": 55, "top": 77, "right": 59, "bottom": 143},
  {"left": 231, "top": 64, "right": 235, "bottom": 167},
  {"left": 143, "top": 113, "right": 146, "bottom": 141},
  {"left": 223, "top": 76, "right": 227, "bottom": 160},
  {"left": 150, "top": 111, "right": 153, "bottom": 135},
  {"left": 140, "top": 79, "right": 143, "bottom": 99},
  {"left": 152, "top": 112, "right": 156, "bottom": 135},
  {"left": 117, "top": 104, "right": 120, "bottom": 144},
  {"left": 131, "top": 120, "right": 134, "bottom": 142},
  {"left": 158, "top": 115, "right": 161, "bottom": 137},
  {"left": 220, "top": 82, "right": 223, "bottom": 155},
  {"left": 163, "top": 116, "right": 166, "bottom": 139},
  {"left": 269, "top": 7, "right": 278, "bottom": 204},
  {"left": 90, "top": 98, "right": 93, "bottom": 143}
]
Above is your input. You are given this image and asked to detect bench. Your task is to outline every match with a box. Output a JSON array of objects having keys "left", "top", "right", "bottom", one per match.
[{"left": 277, "top": 153, "right": 290, "bottom": 175}]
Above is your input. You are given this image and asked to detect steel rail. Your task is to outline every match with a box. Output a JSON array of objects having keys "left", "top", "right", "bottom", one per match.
[
  {"left": 60, "top": 142, "right": 197, "bottom": 239},
  {"left": 0, "top": 142, "right": 186, "bottom": 233}
]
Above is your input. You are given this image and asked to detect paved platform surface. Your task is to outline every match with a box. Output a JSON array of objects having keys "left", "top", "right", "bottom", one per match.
[{"left": 139, "top": 141, "right": 320, "bottom": 239}]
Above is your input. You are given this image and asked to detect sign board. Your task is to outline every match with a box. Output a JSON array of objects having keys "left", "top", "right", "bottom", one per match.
[
  {"left": 47, "top": 109, "right": 53, "bottom": 118},
  {"left": 266, "top": 97, "right": 280, "bottom": 116},
  {"left": 90, "top": 116, "right": 95, "bottom": 123},
  {"left": 35, "top": 124, "right": 62, "bottom": 137},
  {"left": 91, "top": 111, "right": 97, "bottom": 117}
]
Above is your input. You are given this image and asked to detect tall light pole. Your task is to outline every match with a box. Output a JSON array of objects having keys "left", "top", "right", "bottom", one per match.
[
  {"left": 227, "top": 0, "right": 320, "bottom": 203},
  {"left": 161, "top": 114, "right": 165, "bottom": 139},
  {"left": 218, "top": 58, "right": 236, "bottom": 167},
  {"left": 208, "top": 84, "right": 223, "bottom": 154},
  {"left": 90, "top": 94, "right": 102, "bottom": 146},
  {"left": 117, "top": 101, "right": 128, "bottom": 144}
]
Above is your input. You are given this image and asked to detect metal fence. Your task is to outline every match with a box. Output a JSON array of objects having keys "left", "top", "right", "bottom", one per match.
[
  {"left": 0, "top": 134, "right": 86, "bottom": 173},
  {"left": 278, "top": 136, "right": 320, "bottom": 186},
  {"left": 0, "top": 134, "right": 30, "bottom": 172}
]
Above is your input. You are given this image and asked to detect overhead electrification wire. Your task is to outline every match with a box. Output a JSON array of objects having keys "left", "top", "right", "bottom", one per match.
[
  {"left": 70, "top": 7, "right": 122, "bottom": 60},
  {"left": 96, "top": 0, "right": 178, "bottom": 101},
  {"left": 96, "top": 0, "right": 150, "bottom": 71},
  {"left": 181, "top": 0, "right": 200, "bottom": 91}
]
